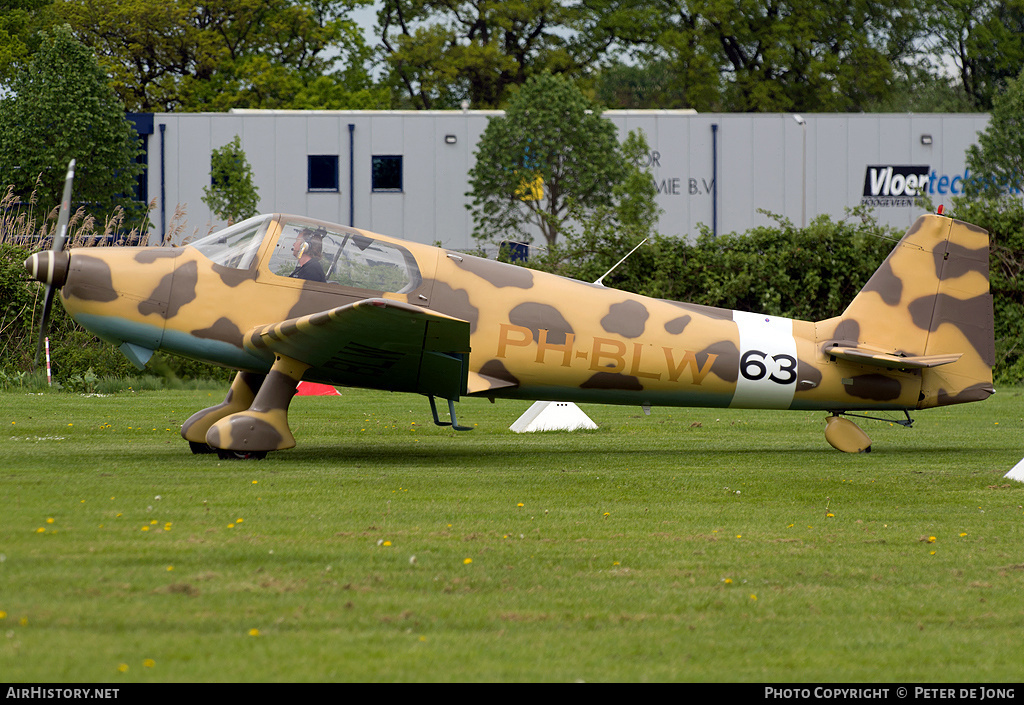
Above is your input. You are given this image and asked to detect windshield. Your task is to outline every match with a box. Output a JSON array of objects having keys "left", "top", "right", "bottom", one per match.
[
  {"left": 267, "top": 220, "right": 421, "bottom": 293},
  {"left": 190, "top": 215, "right": 271, "bottom": 270}
]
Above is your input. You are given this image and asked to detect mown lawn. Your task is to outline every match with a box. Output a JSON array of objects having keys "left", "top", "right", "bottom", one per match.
[{"left": 2, "top": 387, "right": 1022, "bottom": 682}]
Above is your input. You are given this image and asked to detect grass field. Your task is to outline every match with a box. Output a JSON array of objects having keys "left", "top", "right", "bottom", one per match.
[{"left": 2, "top": 386, "right": 1023, "bottom": 682}]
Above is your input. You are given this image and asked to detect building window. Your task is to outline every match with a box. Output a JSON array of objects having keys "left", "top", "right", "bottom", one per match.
[
  {"left": 308, "top": 155, "right": 339, "bottom": 192},
  {"left": 372, "top": 155, "right": 403, "bottom": 192}
]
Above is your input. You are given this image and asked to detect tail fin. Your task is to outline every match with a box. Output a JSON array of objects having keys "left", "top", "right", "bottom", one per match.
[{"left": 825, "top": 214, "right": 994, "bottom": 408}]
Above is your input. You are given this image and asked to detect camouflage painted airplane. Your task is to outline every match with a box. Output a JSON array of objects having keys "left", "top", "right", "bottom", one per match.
[{"left": 25, "top": 162, "right": 995, "bottom": 458}]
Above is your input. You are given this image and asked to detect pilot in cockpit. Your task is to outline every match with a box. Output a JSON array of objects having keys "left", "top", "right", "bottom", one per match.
[{"left": 289, "top": 227, "right": 328, "bottom": 282}]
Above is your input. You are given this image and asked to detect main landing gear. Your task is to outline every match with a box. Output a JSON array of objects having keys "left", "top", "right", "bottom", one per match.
[{"left": 181, "top": 355, "right": 309, "bottom": 460}]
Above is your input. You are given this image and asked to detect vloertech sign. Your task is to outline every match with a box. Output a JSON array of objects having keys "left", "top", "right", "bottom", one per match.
[{"left": 861, "top": 165, "right": 931, "bottom": 206}]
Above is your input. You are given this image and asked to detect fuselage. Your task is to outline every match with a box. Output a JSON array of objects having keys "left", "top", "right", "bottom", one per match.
[{"left": 30, "top": 213, "right": 988, "bottom": 415}]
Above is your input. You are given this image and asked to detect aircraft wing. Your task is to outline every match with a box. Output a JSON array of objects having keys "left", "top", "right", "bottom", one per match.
[
  {"left": 825, "top": 345, "right": 962, "bottom": 370},
  {"left": 244, "top": 298, "right": 470, "bottom": 400}
]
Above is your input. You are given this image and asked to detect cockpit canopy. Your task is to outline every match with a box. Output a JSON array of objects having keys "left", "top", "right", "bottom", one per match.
[{"left": 190, "top": 215, "right": 422, "bottom": 294}]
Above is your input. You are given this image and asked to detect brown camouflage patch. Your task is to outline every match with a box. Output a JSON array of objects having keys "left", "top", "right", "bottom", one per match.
[
  {"left": 701, "top": 340, "right": 740, "bottom": 383},
  {"left": 845, "top": 374, "right": 902, "bottom": 401},
  {"left": 601, "top": 300, "right": 649, "bottom": 338},
  {"left": 665, "top": 315, "right": 691, "bottom": 335},
  {"left": 477, "top": 359, "right": 520, "bottom": 387},
  {"left": 213, "top": 263, "right": 258, "bottom": 287},
  {"left": 192, "top": 318, "right": 244, "bottom": 347},
  {"left": 580, "top": 372, "right": 644, "bottom": 391},
  {"left": 430, "top": 281, "right": 480, "bottom": 333},
  {"left": 508, "top": 303, "right": 573, "bottom": 345},
  {"left": 65, "top": 255, "right": 117, "bottom": 302},
  {"left": 142, "top": 260, "right": 196, "bottom": 318},
  {"left": 451, "top": 254, "right": 534, "bottom": 289},
  {"left": 135, "top": 249, "right": 185, "bottom": 263}
]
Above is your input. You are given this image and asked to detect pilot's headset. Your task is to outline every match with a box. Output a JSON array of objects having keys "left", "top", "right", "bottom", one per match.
[
  {"left": 297, "top": 229, "right": 324, "bottom": 258},
  {"left": 308, "top": 230, "right": 325, "bottom": 257}
]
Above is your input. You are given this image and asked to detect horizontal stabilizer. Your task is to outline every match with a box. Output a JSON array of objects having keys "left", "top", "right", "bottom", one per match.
[{"left": 825, "top": 345, "right": 962, "bottom": 370}]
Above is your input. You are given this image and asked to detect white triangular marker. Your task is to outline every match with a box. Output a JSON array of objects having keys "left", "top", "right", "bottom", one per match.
[
  {"left": 510, "top": 401, "right": 598, "bottom": 433},
  {"left": 1005, "top": 457, "right": 1024, "bottom": 482}
]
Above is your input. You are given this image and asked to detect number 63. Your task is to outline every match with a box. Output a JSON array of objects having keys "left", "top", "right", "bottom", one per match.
[{"left": 740, "top": 349, "right": 797, "bottom": 385}]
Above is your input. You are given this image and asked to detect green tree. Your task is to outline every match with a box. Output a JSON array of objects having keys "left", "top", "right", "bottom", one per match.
[
  {"left": 467, "top": 73, "right": 642, "bottom": 247},
  {"left": 0, "top": 24, "right": 142, "bottom": 218},
  {"left": 592, "top": 0, "right": 924, "bottom": 112},
  {"left": 535, "top": 130, "right": 661, "bottom": 280},
  {"left": 922, "top": 0, "right": 1024, "bottom": 110},
  {"left": 0, "top": 0, "right": 53, "bottom": 87},
  {"left": 55, "top": 0, "right": 377, "bottom": 112},
  {"left": 202, "top": 137, "right": 260, "bottom": 224},
  {"left": 377, "top": 0, "right": 599, "bottom": 109},
  {"left": 963, "top": 67, "right": 1024, "bottom": 197}
]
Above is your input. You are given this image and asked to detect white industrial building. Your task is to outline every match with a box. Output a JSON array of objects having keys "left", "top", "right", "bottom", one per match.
[{"left": 129, "top": 110, "right": 993, "bottom": 251}]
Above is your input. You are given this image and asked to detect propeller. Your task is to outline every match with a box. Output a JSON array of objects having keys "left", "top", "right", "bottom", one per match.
[{"left": 25, "top": 159, "right": 76, "bottom": 369}]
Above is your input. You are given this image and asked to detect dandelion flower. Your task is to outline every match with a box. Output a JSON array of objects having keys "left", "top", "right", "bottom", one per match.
[
  {"left": 249, "top": 628, "right": 260, "bottom": 637},
  {"left": 750, "top": 594, "right": 757, "bottom": 601},
  {"left": 35, "top": 528, "right": 45, "bottom": 534},
  {"left": 517, "top": 503, "right": 524, "bottom": 507},
  {"left": 383, "top": 541, "right": 391, "bottom": 547},
  {"left": 960, "top": 532, "right": 968, "bottom": 537},
  {"left": 0, "top": 611, "right": 6, "bottom": 619},
  {"left": 724, "top": 578, "right": 733, "bottom": 584},
  {"left": 928, "top": 536, "right": 936, "bottom": 543},
  {"left": 117, "top": 664, "right": 129, "bottom": 673},
  {"left": 143, "top": 659, "right": 155, "bottom": 668},
  {"left": 166, "top": 566, "right": 174, "bottom": 572},
  {"left": 46, "top": 518, "right": 54, "bottom": 524},
  {"left": 463, "top": 558, "right": 473, "bottom": 565}
]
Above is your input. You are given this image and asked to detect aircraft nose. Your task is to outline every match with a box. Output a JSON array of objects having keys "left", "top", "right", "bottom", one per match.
[{"left": 24, "top": 250, "right": 70, "bottom": 288}]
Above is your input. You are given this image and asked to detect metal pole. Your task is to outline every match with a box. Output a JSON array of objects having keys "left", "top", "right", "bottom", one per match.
[
  {"left": 159, "top": 123, "right": 166, "bottom": 243},
  {"left": 793, "top": 115, "right": 807, "bottom": 228},
  {"left": 711, "top": 123, "right": 718, "bottom": 238},
  {"left": 348, "top": 123, "right": 355, "bottom": 227},
  {"left": 801, "top": 123, "right": 806, "bottom": 228}
]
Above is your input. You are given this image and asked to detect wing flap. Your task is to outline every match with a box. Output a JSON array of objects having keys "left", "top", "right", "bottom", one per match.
[{"left": 245, "top": 298, "right": 470, "bottom": 399}]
